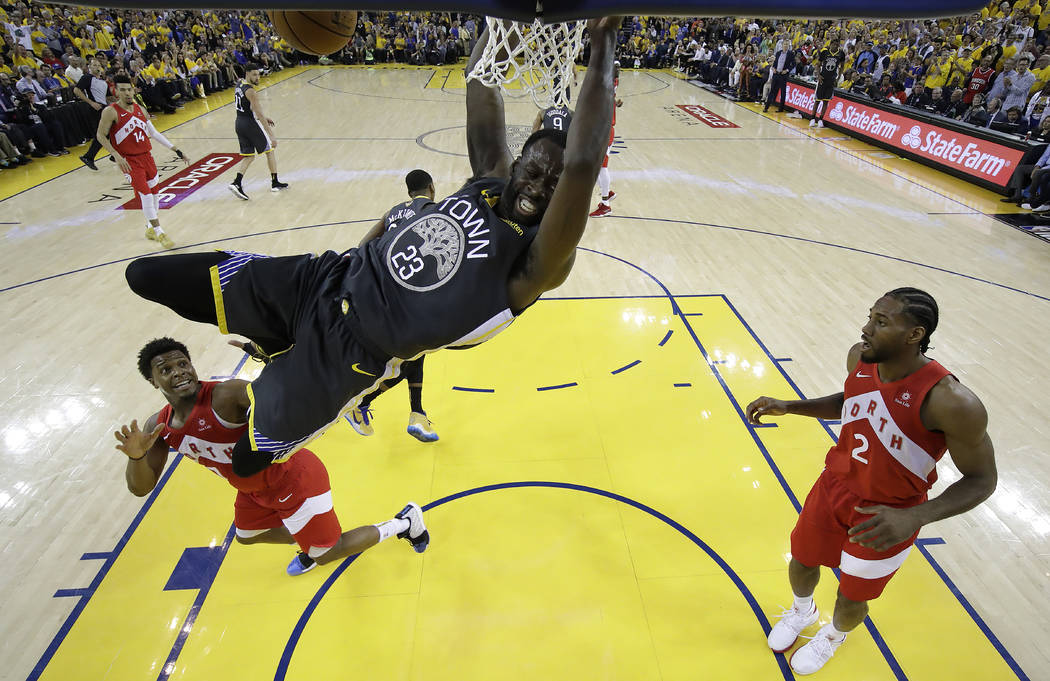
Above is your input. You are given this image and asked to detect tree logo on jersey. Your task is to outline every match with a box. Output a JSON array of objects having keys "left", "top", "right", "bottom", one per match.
[{"left": 385, "top": 213, "right": 464, "bottom": 292}]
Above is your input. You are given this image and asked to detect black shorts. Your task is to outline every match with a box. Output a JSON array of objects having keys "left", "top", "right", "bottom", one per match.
[
  {"left": 235, "top": 115, "right": 272, "bottom": 155},
  {"left": 816, "top": 80, "right": 835, "bottom": 101},
  {"left": 211, "top": 250, "right": 401, "bottom": 460}
]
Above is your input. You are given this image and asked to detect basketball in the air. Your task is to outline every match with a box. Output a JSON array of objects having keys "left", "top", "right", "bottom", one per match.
[{"left": 266, "top": 10, "right": 358, "bottom": 56}]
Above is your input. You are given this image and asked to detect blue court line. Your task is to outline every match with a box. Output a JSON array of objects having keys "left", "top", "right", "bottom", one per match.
[
  {"left": 53, "top": 588, "right": 91, "bottom": 598},
  {"left": 157, "top": 525, "right": 237, "bottom": 681},
  {"left": 673, "top": 383, "right": 691, "bottom": 387},
  {"left": 683, "top": 312, "right": 704, "bottom": 316},
  {"left": 211, "top": 353, "right": 250, "bottom": 380},
  {"left": 914, "top": 538, "right": 1030, "bottom": 681},
  {"left": 575, "top": 247, "right": 908, "bottom": 679},
  {"left": 774, "top": 357, "right": 793, "bottom": 363},
  {"left": 602, "top": 216, "right": 1050, "bottom": 304},
  {"left": 611, "top": 360, "right": 641, "bottom": 375},
  {"left": 658, "top": 330, "right": 673, "bottom": 346},
  {"left": 451, "top": 386, "right": 495, "bottom": 393},
  {"left": 0, "top": 218, "right": 372, "bottom": 294},
  {"left": 536, "top": 382, "right": 578, "bottom": 391},
  {"left": 29, "top": 454, "right": 185, "bottom": 681},
  {"left": 273, "top": 481, "right": 794, "bottom": 681},
  {"left": 79, "top": 552, "right": 111, "bottom": 560}
]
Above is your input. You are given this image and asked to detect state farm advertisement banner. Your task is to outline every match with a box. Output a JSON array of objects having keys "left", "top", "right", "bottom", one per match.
[
  {"left": 776, "top": 82, "right": 1025, "bottom": 186},
  {"left": 119, "top": 153, "right": 241, "bottom": 210}
]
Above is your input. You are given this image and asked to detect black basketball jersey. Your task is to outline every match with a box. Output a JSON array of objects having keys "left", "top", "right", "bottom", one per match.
[
  {"left": 541, "top": 106, "right": 573, "bottom": 132},
  {"left": 341, "top": 177, "right": 539, "bottom": 359},
  {"left": 818, "top": 49, "right": 846, "bottom": 84},
  {"left": 234, "top": 82, "right": 254, "bottom": 118},
  {"left": 384, "top": 195, "right": 436, "bottom": 231}
]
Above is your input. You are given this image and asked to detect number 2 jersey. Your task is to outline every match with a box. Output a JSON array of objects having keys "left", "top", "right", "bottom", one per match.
[
  {"left": 825, "top": 359, "right": 952, "bottom": 504},
  {"left": 341, "top": 176, "right": 539, "bottom": 359},
  {"left": 157, "top": 381, "right": 293, "bottom": 494}
]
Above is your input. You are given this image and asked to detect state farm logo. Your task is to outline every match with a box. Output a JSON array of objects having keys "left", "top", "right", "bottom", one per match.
[
  {"left": 914, "top": 130, "right": 1010, "bottom": 177},
  {"left": 901, "top": 125, "right": 922, "bottom": 149},
  {"left": 675, "top": 104, "right": 740, "bottom": 128},
  {"left": 119, "top": 153, "right": 242, "bottom": 211},
  {"left": 828, "top": 102, "right": 844, "bottom": 121},
  {"left": 785, "top": 85, "right": 815, "bottom": 112}
]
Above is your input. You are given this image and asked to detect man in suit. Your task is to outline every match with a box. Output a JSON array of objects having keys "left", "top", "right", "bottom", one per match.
[{"left": 765, "top": 42, "right": 796, "bottom": 112}]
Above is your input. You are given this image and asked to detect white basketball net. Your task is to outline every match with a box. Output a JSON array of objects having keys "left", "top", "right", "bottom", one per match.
[{"left": 466, "top": 17, "right": 586, "bottom": 109}]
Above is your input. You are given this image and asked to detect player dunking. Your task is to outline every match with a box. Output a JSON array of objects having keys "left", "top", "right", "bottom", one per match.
[
  {"left": 810, "top": 37, "right": 844, "bottom": 129},
  {"left": 95, "top": 74, "right": 188, "bottom": 249},
  {"left": 348, "top": 169, "right": 440, "bottom": 443},
  {"left": 123, "top": 17, "right": 620, "bottom": 477},
  {"left": 746, "top": 288, "right": 997, "bottom": 675},
  {"left": 228, "top": 64, "right": 288, "bottom": 200},
  {"left": 590, "top": 60, "right": 623, "bottom": 218},
  {"left": 115, "top": 337, "right": 429, "bottom": 576}
]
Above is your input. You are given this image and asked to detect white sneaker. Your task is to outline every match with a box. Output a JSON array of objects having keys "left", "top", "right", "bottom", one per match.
[
  {"left": 788, "top": 110, "right": 803, "bottom": 118},
  {"left": 394, "top": 502, "right": 430, "bottom": 553},
  {"left": 1022, "top": 202, "right": 1034, "bottom": 210},
  {"left": 809, "top": 118, "right": 818, "bottom": 127},
  {"left": 816, "top": 120, "right": 824, "bottom": 128},
  {"left": 767, "top": 602, "right": 819, "bottom": 653},
  {"left": 790, "top": 624, "right": 845, "bottom": 675},
  {"left": 1034, "top": 203, "right": 1050, "bottom": 212}
]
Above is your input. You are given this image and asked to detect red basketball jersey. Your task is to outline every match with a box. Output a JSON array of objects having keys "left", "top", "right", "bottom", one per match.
[
  {"left": 109, "top": 102, "right": 152, "bottom": 156},
  {"left": 825, "top": 359, "right": 952, "bottom": 504},
  {"left": 157, "top": 381, "right": 286, "bottom": 493}
]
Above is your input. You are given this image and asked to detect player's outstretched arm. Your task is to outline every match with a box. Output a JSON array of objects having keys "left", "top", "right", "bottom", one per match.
[
  {"left": 745, "top": 342, "right": 861, "bottom": 424},
  {"left": 465, "top": 24, "right": 512, "bottom": 179},
  {"left": 506, "top": 17, "right": 620, "bottom": 312},
  {"left": 115, "top": 413, "right": 169, "bottom": 496}
]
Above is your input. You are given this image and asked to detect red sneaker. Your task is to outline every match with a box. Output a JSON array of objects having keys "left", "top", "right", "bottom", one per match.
[
  {"left": 589, "top": 204, "right": 611, "bottom": 217},
  {"left": 604, "top": 191, "right": 616, "bottom": 202}
]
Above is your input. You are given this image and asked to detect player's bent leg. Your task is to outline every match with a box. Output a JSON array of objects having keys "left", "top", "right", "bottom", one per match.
[{"left": 125, "top": 251, "right": 228, "bottom": 325}]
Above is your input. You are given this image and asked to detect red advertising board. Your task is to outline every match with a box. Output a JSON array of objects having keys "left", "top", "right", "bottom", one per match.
[
  {"left": 776, "top": 82, "right": 1025, "bottom": 187},
  {"left": 119, "top": 153, "right": 242, "bottom": 210},
  {"left": 676, "top": 104, "right": 741, "bottom": 128}
]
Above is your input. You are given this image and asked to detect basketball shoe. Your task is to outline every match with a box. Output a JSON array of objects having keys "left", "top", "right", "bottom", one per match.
[
  {"left": 228, "top": 182, "right": 249, "bottom": 200},
  {"left": 348, "top": 406, "right": 373, "bottom": 436},
  {"left": 767, "top": 601, "right": 819, "bottom": 653},
  {"left": 589, "top": 203, "right": 612, "bottom": 217},
  {"left": 145, "top": 226, "right": 174, "bottom": 249},
  {"left": 604, "top": 190, "right": 616, "bottom": 202},
  {"left": 286, "top": 552, "right": 317, "bottom": 576},
  {"left": 395, "top": 502, "right": 430, "bottom": 553},
  {"left": 271, "top": 179, "right": 289, "bottom": 192},
  {"left": 407, "top": 412, "right": 439, "bottom": 442},
  {"left": 78, "top": 154, "right": 98, "bottom": 171},
  {"left": 790, "top": 624, "right": 846, "bottom": 675}
]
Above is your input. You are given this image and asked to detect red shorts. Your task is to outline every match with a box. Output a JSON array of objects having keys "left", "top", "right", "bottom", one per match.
[
  {"left": 790, "top": 469, "right": 920, "bottom": 601},
  {"left": 602, "top": 126, "right": 615, "bottom": 168},
  {"left": 233, "top": 448, "right": 341, "bottom": 555},
  {"left": 123, "top": 152, "right": 159, "bottom": 196}
]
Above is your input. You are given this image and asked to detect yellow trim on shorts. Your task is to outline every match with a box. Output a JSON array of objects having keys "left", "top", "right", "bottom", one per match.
[
  {"left": 246, "top": 381, "right": 259, "bottom": 451},
  {"left": 209, "top": 264, "right": 229, "bottom": 334}
]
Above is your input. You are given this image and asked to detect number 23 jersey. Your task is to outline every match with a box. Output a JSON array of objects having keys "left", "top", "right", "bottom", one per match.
[{"left": 342, "top": 177, "right": 538, "bottom": 359}]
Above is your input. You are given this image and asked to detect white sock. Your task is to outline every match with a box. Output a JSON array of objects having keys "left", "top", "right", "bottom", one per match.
[
  {"left": 825, "top": 622, "right": 848, "bottom": 641},
  {"left": 793, "top": 594, "right": 814, "bottom": 612},
  {"left": 598, "top": 167, "right": 611, "bottom": 197},
  {"left": 374, "top": 517, "right": 409, "bottom": 542}
]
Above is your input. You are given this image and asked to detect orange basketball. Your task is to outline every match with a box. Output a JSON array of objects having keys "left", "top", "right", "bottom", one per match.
[{"left": 266, "top": 10, "right": 358, "bottom": 56}]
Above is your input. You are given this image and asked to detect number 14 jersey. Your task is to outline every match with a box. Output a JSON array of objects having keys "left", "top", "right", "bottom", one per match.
[{"left": 108, "top": 101, "right": 152, "bottom": 156}]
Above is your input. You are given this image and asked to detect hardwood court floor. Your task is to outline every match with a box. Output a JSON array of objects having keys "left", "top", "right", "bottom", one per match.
[{"left": 1, "top": 65, "right": 1047, "bottom": 681}]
